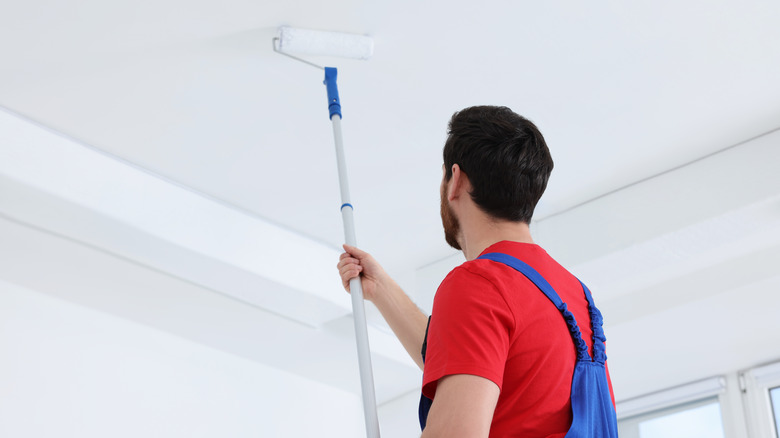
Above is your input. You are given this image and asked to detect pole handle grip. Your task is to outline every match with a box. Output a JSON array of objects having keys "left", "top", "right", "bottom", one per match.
[{"left": 324, "top": 67, "right": 342, "bottom": 119}]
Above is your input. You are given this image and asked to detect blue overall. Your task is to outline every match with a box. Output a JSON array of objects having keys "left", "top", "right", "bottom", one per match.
[{"left": 418, "top": 252, "right": 618, "bottom": 437}]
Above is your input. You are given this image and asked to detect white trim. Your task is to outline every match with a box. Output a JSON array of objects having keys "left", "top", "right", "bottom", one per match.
[
  {"left": 720, "top": 373, "right": 750, "bottom": 438},
  {"left": 750, "top": 361, "right": 780, "bottom": 387}
]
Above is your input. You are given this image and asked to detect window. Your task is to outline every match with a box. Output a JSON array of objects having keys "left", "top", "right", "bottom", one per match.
[
  {"left": 637, "top": 399, "right": 724, "bottom": 438},
  {"left": 617, "top": 362, "right": 780, "bottom": 438},
  {"left": 770, "top": 386, "right": 780, "bottom": 436},
  {"left": 618, "top": 397, "right": 725, "bottom": 438},
  {"left": 616, "top": 377, "right": 727, "bottom": 438}
]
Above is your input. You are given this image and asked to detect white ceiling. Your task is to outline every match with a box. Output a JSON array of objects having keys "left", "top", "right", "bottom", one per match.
[{"left": 1, "top": 0, "right": 780, "bottom": 410}]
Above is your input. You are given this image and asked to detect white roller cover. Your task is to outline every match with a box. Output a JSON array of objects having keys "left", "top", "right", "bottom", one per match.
[{"left": 276, "top": 26, "right": 373, "bottom": 60}]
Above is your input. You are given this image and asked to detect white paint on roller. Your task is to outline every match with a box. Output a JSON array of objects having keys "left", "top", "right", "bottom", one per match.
[{"left": 276, "top": 26, "right": 373, "bottom": 60}]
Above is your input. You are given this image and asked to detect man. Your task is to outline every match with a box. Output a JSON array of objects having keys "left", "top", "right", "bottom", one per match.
[{"left": 337, "top": 106, "right": 615, "bottom": 437}]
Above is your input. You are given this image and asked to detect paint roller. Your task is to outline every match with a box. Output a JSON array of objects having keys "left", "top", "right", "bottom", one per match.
[
  {"left": 275, "top": 26, "right": 373, "bottom": 60},
  {"left": 273, "top": 27, "right": 380, "bottom": 438}
]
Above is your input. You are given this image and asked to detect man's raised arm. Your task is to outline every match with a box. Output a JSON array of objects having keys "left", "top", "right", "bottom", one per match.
[{"left": 337, "top": 244, "right": 429, "bottom": 370}]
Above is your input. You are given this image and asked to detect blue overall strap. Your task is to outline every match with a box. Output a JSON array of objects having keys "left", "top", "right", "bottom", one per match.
[
  {"left": 477, "top": 252, "right": 591, "bottom": 361},
  {"left": 581, "top": 281, "right": 608, "bottom": 363},
  {"left": 418, "top": 317, "right": 433, "bottom": 430},
  {"left": 478, "top": 252, "right": 618, "bottom": 438}
]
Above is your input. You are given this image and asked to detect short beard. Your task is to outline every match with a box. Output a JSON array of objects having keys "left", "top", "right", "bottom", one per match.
[{"left": 440, "top": 188, "right": 462, "bottom": 251}]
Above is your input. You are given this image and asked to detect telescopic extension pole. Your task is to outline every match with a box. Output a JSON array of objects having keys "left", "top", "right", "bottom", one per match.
[
  {"left": 272, "top": 27, "right": 378, "bottom": 437},
  {"left": 324, "top": 67, "right": 381, "bottom": 438}
]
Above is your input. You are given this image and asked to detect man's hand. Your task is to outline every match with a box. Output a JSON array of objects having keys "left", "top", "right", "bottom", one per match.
[
  {"left": 336, "top": 244, "right": 429, "bottom": 370},
  {"left": 336, "top": 244, "right": 390, "bottom": 302}
]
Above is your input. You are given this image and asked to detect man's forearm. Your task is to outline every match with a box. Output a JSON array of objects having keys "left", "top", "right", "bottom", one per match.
[{"left": 371, "top": 280, "right": 429, "bottom": 370}]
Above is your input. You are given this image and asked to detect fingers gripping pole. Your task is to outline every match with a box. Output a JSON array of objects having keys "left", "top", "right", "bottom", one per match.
[{"left": 325, "top": 67, "right": 381, "bottom": 438}]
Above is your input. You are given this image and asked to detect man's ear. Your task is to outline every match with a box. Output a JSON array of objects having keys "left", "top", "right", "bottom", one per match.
[{"left": 448, "top": 164, "right": 468, "bottom": 201}]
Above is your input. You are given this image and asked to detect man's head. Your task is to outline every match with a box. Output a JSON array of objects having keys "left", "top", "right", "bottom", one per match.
[{"left": 440, "top": 106, "right": 553, "bottom": 249}]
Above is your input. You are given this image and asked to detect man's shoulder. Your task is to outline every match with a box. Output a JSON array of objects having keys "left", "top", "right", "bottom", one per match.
[
  {"left": 455, "top": 243, "right": 557, "bottom": 279},
  {"left": 442, "top": 245, "right": 577, "bottom": 297},
  {"left": 439, "top": 261, "right": 497, "bottom": 290},
  {"left": 475, "top": 242, "right": 575, "bottom": 281},
  {"left": 436, "top": 256, "right": 528, "bottom": 301}
]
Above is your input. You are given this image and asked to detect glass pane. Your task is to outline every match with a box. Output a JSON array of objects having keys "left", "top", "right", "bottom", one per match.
[
  {"left": 638, "top": 401, "right": 724, "bottom": 438},
  {"left": 771, "top": 386, "right": 780, "bottom": 437}
]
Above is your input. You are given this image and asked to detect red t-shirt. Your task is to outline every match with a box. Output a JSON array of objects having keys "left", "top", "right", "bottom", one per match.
[{"left": 422, "top": 241, "right": 614, "bottom": 437}]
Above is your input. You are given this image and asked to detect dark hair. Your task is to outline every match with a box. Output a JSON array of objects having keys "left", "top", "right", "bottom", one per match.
[{"left": 443, "top": 106, "right": 553, "bottom": 223}]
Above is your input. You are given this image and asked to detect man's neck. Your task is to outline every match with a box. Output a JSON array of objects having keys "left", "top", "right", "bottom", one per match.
[{"left": 459, "top": 216, "right": 535, "bottom": 261}]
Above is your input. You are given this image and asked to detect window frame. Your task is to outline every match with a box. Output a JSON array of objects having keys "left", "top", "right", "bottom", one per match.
[
  {"left": 616, "top": 377, "right": 728, "bottom": 438},
  {"left": 741, "top": 361, "right": 780, "bottom": 438},
  {"left": 616, "top": 376, "right": 726, "bottom": 420}
]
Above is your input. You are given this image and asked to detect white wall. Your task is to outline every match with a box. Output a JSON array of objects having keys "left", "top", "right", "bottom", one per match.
[
  {"left": 378, "top": 390, "right": 422, "bottom": 438},
  {"left": 0, "top": 280, "right": 364, "bottom": 438}
]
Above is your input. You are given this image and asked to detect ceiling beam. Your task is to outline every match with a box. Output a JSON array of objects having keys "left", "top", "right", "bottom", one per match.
[{"left": 0, "top": 107, "right": 351, "bottom": 327}]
